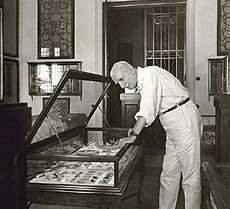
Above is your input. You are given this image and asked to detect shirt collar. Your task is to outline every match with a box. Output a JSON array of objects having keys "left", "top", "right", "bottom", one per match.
[{"left": 135, "top": 66, "right": 144, "bottom": 93}]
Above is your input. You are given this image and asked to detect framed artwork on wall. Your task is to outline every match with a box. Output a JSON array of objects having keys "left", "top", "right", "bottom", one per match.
[
  {"left": 37, "top": 0, "right": 75, "bottom": 59},
  {"left": 3, "top": 58, "right": 19, "bottom": 103},
  {"left": 208, "top": 55, "right": 229, "bottom": 95},
  {"left": 3, "top": 0, "right": 19, "bottom": 57}
]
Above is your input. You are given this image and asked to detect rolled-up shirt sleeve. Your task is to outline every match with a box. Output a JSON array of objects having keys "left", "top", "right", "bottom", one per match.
[{"left": 135, "top": 70, "right": 162, "bottom": 127}]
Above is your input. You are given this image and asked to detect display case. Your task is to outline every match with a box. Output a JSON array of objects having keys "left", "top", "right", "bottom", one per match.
[
  {"left": 28, "top": 61, "right": 82, "bottom": 96},
  {"left": 208, "top": 56, "right": 229, "bottom": 95},
  {"left": 25, "top": 69, "right": 144, "bottom": 208},
  {"left": 202, "top": 161, "right": 230, "bottom": 209}
]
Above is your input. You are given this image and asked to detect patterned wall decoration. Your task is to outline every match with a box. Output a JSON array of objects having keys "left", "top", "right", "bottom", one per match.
[
  {"left": 38, "top": 0, "right": 74, "bottom": 59},
  {"left": 218, "top": 0, "right": 230, "bottom": 55}
]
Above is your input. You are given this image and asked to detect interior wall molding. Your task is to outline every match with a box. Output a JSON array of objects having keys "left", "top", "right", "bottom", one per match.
[{"left": 106, "top": 0, "right": 187, "bottom": 8}]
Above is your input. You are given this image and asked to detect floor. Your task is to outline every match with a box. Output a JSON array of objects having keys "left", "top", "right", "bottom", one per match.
[{"left": 30, "top": 134, "right": 215, "bottom": 209}]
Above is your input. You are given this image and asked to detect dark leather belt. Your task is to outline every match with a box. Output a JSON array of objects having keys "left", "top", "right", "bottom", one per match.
[{"left": 161, "top": 97, "right": 190, "bottom": 115}]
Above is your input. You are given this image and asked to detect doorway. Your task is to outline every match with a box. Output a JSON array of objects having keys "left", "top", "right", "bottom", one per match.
[
  {"left": 105, "top": 2, "right": 186, "bottom": 127},
  {"left": 107, "top": 7, "right": 144, "bottom": 127}
]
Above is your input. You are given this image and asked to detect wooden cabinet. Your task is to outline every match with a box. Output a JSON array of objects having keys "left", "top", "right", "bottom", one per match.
[
  {"left": 120, "top": 93, "right": 141, "bottom": 128},
  {"left": 120, "top": 93, "right": 166, "bottom": 148},
  {"left": 0, "top": 103, "right": 31, "bottom": 209},
  {"left": 214, "top": 94, "right": 230, "bottom": 162}
]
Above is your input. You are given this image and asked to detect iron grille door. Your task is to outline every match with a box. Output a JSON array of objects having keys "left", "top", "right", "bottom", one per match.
[{"left": 145, "top": 5, "right": 186, "bottom": 84}]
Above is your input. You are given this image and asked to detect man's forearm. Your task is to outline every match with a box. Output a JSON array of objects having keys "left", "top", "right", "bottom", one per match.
[
  {"left": 125, "top": 116, "right": 146, "bottom": 143},
  {"left": 132, "top": 116, "right": 146, "bottom": 135}
]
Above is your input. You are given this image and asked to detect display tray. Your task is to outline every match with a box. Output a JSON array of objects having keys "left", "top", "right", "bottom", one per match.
[
  {"left": 29, "top": 161, "right": 115, "bottom": 186},
  {"left": 27, "top": 138, "right": 139, "bottom": 187}
]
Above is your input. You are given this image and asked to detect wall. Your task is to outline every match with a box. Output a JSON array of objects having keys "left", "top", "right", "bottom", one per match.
[{"left": 194, "top": 0, "right": 217, "bottom": 125}]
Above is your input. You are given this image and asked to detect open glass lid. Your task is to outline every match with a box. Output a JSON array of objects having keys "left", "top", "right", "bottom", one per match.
[
  {"left": 25, "top": 68, "right": 118, "bottom": 151},
  {"left": 25, "top": 69, "right": 137, "bottom": 187}
]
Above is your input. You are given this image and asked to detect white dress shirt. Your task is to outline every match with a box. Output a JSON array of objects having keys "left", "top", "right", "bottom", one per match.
[{"left": 135, "top": 66, "right": 189, "bottom": 127}]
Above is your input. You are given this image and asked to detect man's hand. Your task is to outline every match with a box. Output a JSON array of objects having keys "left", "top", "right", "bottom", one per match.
[
  {"left": 120, "top": 135, "right": 136, "bottom": 144},
  {"left": 128, "top": 128, "right": 135, "bottom": 136},
  {"left": 128, "top": 129, "right": 139, "bottom": 137},
  {"left": 128, "top": 116, "right": 146, "bottom": 137}
]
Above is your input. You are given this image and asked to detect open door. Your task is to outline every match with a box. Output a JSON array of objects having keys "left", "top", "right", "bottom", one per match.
[{"left": 105, "top": 5, "right": 144, "bottom": 127}]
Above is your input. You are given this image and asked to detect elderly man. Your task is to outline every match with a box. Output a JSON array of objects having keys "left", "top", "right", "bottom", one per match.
[{"left": 110, "top": 61, "right": 202, "bottom": 209}]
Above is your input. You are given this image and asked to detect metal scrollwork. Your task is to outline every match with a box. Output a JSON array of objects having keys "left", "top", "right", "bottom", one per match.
[{"left": 153, "top": 15, "right": 176, "bottom": 25}]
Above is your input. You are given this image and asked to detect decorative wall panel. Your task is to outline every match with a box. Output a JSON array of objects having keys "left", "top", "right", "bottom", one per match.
[
  {"left": 218, "top": 0, "right": 230, "bottom": 55},
  {"left": 38, "top": 0, "right": 74, "bottom": 59}
]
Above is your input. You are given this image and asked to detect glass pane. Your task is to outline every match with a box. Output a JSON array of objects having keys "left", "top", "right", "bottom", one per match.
[
  {"left": 28, "top": 159, "right": 115, "bottom": 187},
  {"left": 31, "top": 79, "right": 105, "bottom": 145}
]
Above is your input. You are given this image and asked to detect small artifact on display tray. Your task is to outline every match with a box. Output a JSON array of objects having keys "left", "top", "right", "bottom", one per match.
[{"left": 25, "top": 67, "right": 144, "bottom": 208}]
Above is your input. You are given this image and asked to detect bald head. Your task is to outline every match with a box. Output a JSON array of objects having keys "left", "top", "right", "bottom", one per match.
[
  {"left": 110, "top": 61, "right": 133, "bottom": 80},
  {"left": 110, "top": 61, "right": 137, "bottom": 90}
]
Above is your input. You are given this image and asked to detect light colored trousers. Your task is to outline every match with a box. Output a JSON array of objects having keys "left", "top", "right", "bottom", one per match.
[{"left": 159, "top": 100, "right": 202, "bottom": 209}]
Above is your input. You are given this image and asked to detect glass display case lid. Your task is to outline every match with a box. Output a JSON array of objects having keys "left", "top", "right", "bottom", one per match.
[{"left": 25, "top": 69, "right": 112, "bottom": 146}]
